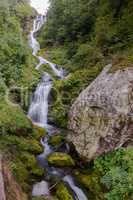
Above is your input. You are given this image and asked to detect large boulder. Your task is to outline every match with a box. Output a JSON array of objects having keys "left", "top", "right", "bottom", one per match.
[{"left": 68, "top": 64, "right": 133, "bottom": 160}]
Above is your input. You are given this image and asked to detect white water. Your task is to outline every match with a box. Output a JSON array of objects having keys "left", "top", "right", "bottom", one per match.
[
  {"left": 28, "top": 72, "right": 52, "bottom": 127},
  {"left": 28, "top": 15, "right": 88, "bottom": 200},
  {"left": 29, "top": 15, "right": 64, "bottom": 78},
  {"left": 63, "top": 175, "right": 88, "bottom": 200},
  {"left": 32, "top": 181, "right": 50, "bottom": 198}
]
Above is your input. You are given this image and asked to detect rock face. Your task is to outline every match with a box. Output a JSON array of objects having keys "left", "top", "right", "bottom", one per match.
[
  {"left": 68, "top": 64, "right": 133, "bottom": 160},
  {"left": 0, "top": 154, "right": 27, "bottom": 200},
  {"left": 0, "top": 155, "right": 6, "bottom": 200}
]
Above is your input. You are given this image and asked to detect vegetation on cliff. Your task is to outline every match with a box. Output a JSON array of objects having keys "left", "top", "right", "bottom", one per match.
[
  {"left": 0, "top": 0, "right": 43, "bottom": 197},
  {"left": 38, "top": 0, "right": 133, "bottom": 128}
]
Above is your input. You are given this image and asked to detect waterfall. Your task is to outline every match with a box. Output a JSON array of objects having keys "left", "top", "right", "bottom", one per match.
[
  {"left": 28, "top": 72, "right": 52, "bottom": 127},
  {"left": 28, "top": 15, "right": 88, "bottom": 200},
  {"left": 63, "top": 175, "right": 88, "bottom": 200},
  {"left": 29, "top": 15, "right": 64, "bottom": 78}
]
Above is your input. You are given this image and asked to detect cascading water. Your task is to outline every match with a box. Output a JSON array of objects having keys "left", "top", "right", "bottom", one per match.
[
  {"left": 29, "top": 15, "right": 64, "bottom": 78},
  {"left": 63, "top": 176, "right": 88, "bottom": 200},
  {"left": 28, "top": 72, "right": 52, "bottom": 127},
  {"left": 28, "top": 15, "right": 88, "bottom": 200}
]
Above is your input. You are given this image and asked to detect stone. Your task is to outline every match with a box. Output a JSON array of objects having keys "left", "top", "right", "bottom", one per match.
[
  {"left": 47, "top": 152, "right": 75, "bottom": 167},
  {"left": 68, "top": 64, "right": 133, "bottom": 159}
]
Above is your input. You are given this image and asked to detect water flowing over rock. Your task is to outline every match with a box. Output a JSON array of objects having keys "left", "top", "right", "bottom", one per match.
[
  {"left": 32, "top": 181, "right": 50, "bottom": 197},
  {"left": 68, "top": 64, "right": 133, "bottom": 160}
]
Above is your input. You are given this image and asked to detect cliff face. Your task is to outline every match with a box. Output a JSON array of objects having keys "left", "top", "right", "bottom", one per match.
[{"left": 68, "top": 64, "right": 133, "bottom": 160}]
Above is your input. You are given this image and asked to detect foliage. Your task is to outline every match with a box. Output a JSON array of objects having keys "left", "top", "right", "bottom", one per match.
[
  {"left": 74, "top": 148, "right": 133, "bottom": 200},
  {"left": 0, "top": 0, "right": 38, "bottom": 88},
  {"left": 37, "top": 0, "right": 133, "bottom": 128},
  {"left": 0, "top": 0, "right": 43, "bottom": 195},
  {"left": 0, "top": 100, "right": 32, "bottom": 135}
]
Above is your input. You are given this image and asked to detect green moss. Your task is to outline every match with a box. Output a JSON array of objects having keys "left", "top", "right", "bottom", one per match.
[
  {"left": 32, "top": 197, "right": 47, "bottom": 200},
  {"left": 49, "top": 63, "right": 103, "bottom": 128},
  {"left": 0, "top": 100, "right": 33, "bottom": 135},
  {"left": 0, "top": 133, "right": 44, "bottom": 193},
  {"left": 74, "top": 170, "right": 103, "bottom": 200},
  {"left": 48, "top": 135, "right": 65, "bottom": 147},
  {"left": 109, "top": 55, "right": 133, "bottom": 73},
  {"left": 73, "top": 148, "right": 133, "bottom": 200},
  {"left": 56, "top": 183, "right": 75, "bottom": 200},
  {"left": 32, "top": 124, "right": 47, "bottom": 140},
  {"left": 47, "top": 152, "right": 75, "bottom": 167},
  {"left": 51, "top": 196, "right": 59, "bottom": 200}
]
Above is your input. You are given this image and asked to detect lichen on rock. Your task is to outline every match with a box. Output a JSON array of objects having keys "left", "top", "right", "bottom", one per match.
[{"left": 68, "top": 64, "right": 133, "bottom": 160}]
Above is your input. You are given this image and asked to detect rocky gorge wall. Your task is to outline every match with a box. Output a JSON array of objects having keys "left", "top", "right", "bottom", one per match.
[{"left": 68, "top": 64, "right": 133, "bottom": 160}]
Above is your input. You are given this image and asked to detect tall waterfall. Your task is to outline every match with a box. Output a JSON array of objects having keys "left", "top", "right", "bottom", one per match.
[{"left": 28, "top": 15, "right": 88, "bottom": 200}]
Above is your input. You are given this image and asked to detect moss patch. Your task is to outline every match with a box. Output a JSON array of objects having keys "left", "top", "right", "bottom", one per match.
[
  {"left": 47, "top": 152, "right": 75, "bottom": 167},
  {"left": 0, "top": 100, "right": 33, "bottom": 135},
  {"left": 109, "top": 55, "right": 133, "bottom": 73},
  {"left": 56, "top": 182, "right": 75, "bottom": 200},
  {"left": 48, "top": 135, "right": 65, "bottom": 148}
]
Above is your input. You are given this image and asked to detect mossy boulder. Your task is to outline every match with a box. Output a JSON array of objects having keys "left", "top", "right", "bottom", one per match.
[
  {"left": 33, "top": 125, "right": 47, "bottom": 140},
  {"left": 29, "top": 139, "right": 43, "bottom": 155},
  {"left": 0, "top": 135, "right": 43, "bottom": 155},
  {"left": 56, "top": 182, "right": 74, "bottom": 200},
  {"left": 47, "top": 152, "right": 75, "bottom": 167},
  {"left": 0, "top": 100, "right": 33, "bottom": 136},
  {"left": 48, "top": 135, "right": 65, "bottom": 147}
]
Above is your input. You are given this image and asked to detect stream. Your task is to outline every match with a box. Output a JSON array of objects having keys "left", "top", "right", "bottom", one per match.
[{"left": 28, "top": 15, "right": 88, "bottom": 200}]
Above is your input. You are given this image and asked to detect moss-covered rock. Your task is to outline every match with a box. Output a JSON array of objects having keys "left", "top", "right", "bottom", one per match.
[
  {"left": 48, "top": 135, "right": 65, "bottom": 147},
  {"left": 0, "top": 100, "right": 32, "bottom": 136},
  {"left": 56, "top": 182, "right": 75, "bottom": 200},
  {"left": 33, "top": 125, "right": 47, "bottom": 140},
  {"left": 47, "top": 152, "right": 75, "bottom": 167}
]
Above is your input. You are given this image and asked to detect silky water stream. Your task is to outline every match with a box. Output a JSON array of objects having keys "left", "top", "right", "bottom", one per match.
[{"left": 28, "top": 15, "right": 88, "bottom": 200}]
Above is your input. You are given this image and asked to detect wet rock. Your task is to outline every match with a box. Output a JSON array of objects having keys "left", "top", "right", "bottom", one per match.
[
  {"left": 47, "top": 152, "right": 75, "bottom": 167},
  {"left": 69, "top": 64, "right": 133, "bottom": 159},
  {"left": 56, "top": 182, "right": 75, "bottom": 200}
]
